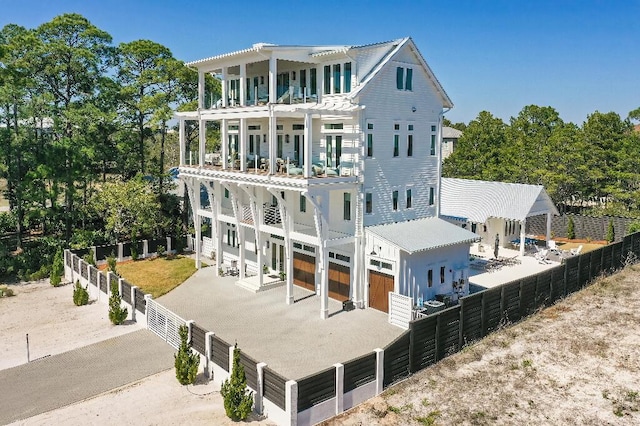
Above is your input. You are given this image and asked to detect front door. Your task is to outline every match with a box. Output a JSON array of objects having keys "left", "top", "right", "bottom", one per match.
[{"left": 369, "top": 270, "right": 394, "bottom": 313}]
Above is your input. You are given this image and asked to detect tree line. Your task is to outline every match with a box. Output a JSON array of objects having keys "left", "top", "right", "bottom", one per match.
[
  {"left": 443, "top": 105, "right": 640, "bottom": 217},
  {"left": 0, "top": 13, "right": 220, "bottom": 279}
]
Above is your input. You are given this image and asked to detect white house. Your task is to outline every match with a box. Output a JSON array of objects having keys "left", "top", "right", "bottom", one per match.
[
  {"left": 441, "top": 126, "right": 462, "bottom": 159},
  {"left": 175, "top": 38, "right": 478, "bottom": 319}
]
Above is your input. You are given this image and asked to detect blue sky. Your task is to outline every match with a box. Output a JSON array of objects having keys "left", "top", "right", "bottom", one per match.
[{"left": 2, "top": 0, "right": 638, "bottom": 125}]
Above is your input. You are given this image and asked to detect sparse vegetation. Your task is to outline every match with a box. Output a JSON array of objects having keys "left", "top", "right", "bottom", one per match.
[
  {"left": 0, "top": 286, "right": 15, "bottom": 297},
  {"left": 73, "top": 280, "right": 89, "bottom": 306},
  {"left": 174, "top": 325, "right": 199, "bottom": 385},
  {"left": 108, "top": 281, "right": 127, "bottom": 325}
]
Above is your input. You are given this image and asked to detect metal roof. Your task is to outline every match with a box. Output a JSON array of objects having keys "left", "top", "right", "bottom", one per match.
[
  {"left": 440, "top": 178, "right": 559, "bottom": 223},
  {"left": 442, "top": 126, "right": 462, "bottom": 138},
  {"left": 366, "top": 217, "right": 479, "bottom": 254}
]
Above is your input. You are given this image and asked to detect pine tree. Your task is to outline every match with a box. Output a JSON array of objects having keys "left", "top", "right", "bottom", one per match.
[
  {"left": 220, "top": 344, "right": 254, "bottom": 421},
  {"left": 108, "top": 281, "right": 127, "bottom": 324},
  {"left": 567, "top": 216, "right": 575, "bottom": 240},
  {"left": 174, "top": 325, "right": 200, "bottom": 385},
  {"left": 50, "top": 248, "right": 64, "bottom": 287}
]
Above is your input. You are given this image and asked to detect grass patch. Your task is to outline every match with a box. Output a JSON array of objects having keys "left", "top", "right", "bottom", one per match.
[
  {"left": 556, "top": 241, "right": 605, "bottom": 253},
  {"left": 115, "top": 255, "right": 198, "bottom": 298}
]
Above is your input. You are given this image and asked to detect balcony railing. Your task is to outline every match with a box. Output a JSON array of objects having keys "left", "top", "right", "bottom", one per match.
[{"left": 264, "top": 206, "right": 281, "bottom": 225}]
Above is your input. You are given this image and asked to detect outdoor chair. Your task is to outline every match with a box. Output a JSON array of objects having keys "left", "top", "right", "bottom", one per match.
[
  {"left": 570, "top": 245, "right": 583, "bottom": 256},
  {"left": 535, "top": 249, "right": 551, "bottom": 264}
]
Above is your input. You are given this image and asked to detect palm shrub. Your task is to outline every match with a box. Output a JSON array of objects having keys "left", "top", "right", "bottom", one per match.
[
  {"left": 174, "top": 325, "right": 200, "bottom": 385},
  {"left": 567, "top": 216, "right": 575, "bottom": 240},
  {"left": 221, "top": 344, "right": 254, "bottom": 421},
  {"left": 73, "top": 280, "right": 89, "bottom": 306},
  {"left": 606, "top": 219, "right": 615, "bottom": 243},
  {"left": 108, "top": 281, "right": 128, "bottom": 325},
  {"left": 50, "top": 248, "right": 64, "bottom": 287}
]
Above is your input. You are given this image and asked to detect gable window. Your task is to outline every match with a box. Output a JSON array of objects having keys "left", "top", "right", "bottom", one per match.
[
  {"left": 333, "top": 64, "right": 341, "bottom": 94},
  {"left": 392, "top": 190, "right": 398, "bottom": 211},
  {"left": 393, "top": 135, "right": 399, "bottom": 157},
  {"left": 430, "top": 125, "right": 437, "bottom": 155},
  {"left": 344, "top": 62, "right": 352, "bottom": 92},
  {"left": 405, "top": 68, "right": 413, "bottom": 90},
  {"left": 428, "top": 269, "right": 433, "bottom": 287},
  {"left": 365, "top": 192, "right": 372, "bottom": 214},
  {"left": 300, "top": 194, "right": 306, "bottom": 212},
  {"left": 396, "top": 67, "right": 404, "bottom": 90},
  {"left": 407, "top": 134, "right": 413, "bottom": 157},
  {"left": 429, "top": 187, "right": 435, "bottom": 206},
  {"left": 406, "top": 189, "right": 412, "bottom": 209},
  {"left": 440, "top": 266, "right": 445, "bottom": 284},
  {"left": 343, "top": 192, "right": 351, "bottom": 220},
  {"left": 324, "top": 65, "right": 331, "bottom": 94},
  {"left": 396, "top": 67, "right": 413, "bottom": 90}
]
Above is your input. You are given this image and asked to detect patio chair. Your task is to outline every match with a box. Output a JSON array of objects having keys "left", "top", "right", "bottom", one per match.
[
  {"left": 570, "top": 245, "right": 583, "bottom": 256},
  {"left": 535, "top": 249, "right": 550, "bottom": 264}
]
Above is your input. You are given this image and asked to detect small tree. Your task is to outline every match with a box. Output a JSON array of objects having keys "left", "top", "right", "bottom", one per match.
[
  {"left": 107, "top": 252, "right": 117, "bottom": 275},
  {"left": 221, "top": 344, "right": 254, "bottom": 421},
  {"left": 108, "top": 281, "right": 128, "bottom": 325},
  {"left": 73, "top": 280, "right": 89, "bottom": 306},
  {"left": 628, "top": 221, "right": 640, "bottom": 234},
  {"left": 83, "top": 249, "right": 96, "bottom": 266},
  {"left": 606, "top": 219, "right": 615, "bottom": 243},
  {"left": 567, "top": 216, "right": 575, "bottom": 240},
  {"left": 50, "top": 249, "right": 64, "bottom": 287},
  {"left": 157, "top": 245, "right": 166, "bottom": 257},
  {"left": 174, "top": 325, "right": 200, "bottom": 385}
]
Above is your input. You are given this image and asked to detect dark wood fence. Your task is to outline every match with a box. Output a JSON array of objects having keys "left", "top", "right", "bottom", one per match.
[
  {"left": 211, "top": 335, "right": 230, "bottom": 372},
  {"left": 239, "top": 352, "right": 258, "bottom": 390},
  {"left": 89, "top": 267, "right": 97, "bottom": 286},
  {"left": 190, "top": 323, "right": 207, "bottom": 355},
  {"left": 343, "top": 352, "right": 376, "bottom": 393},
  {"left": 95, "top": 244, "right": 118, "bottom": 261},
  {"left": 263, "top": 367, "right": 287, "bottom": 410},
  {"left": 121, "top": 280, "right": 132, "bottom": 304},
  {"left": 297, "top": 367, "right": 336, "bottom": 412},
  {"left": 383, "top": 331, "right": 410, "bottom": 387},
  {"left": 99, "top": 273, "right": 107, "bottom": 292},
  {"left": 134, "top": 288, "right": 146, "bottom": 313}
]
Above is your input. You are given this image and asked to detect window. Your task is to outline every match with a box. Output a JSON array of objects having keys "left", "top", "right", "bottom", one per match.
[
  {"left": 326, "top": 135, "right": 333, "bottom": 167},
  {"left": 367, "top": 133, "right": 373, "bottom": 157},
  {"left": 248, "top": 125, "right": 261, "bottom": 130},
  {"left": 396, "top": 67, "right": 413, "bottom": 90},
  {"left": 430, "top": 125, "right": 436, "bottom": 155},
  {"left": 344, "top": 62, "right": 352, "bottom": 92},
  {"left": 440, "top": 266, "right": 445, "bottom": 284},
  {"left": 300, "top": 194, "right": 306, "bottom": 212},
  {"left": 392, "top": 190, "right": 398, "bottom": 211},
  {"left": 333, "top": 64, "right": 341, "bottom": 94},
  {"left": 365, "top": 192, "right": 372, "bottom": 214},
  {"left": 335, "top": 136, "right": 342, "bottom": 166},
  {"left": 396, "top": 67, "right": 404, "bottom": 89},
  {"left": 394, "top": 123, "right": 400, "bottom": 131},
  {"left": 310, "top": 68, "right": 317, "bottom": 95},
  {"left": 343, "top": 192, "right": 351, "bottom": 221},
  {"left": 224, "top": 188, "right": 229, "bottom": 198},
  {"left": 249, "top": 135, "right": 254, "bottom": 154},
  {"left": 292, "top": 124, "right": 305, "bottom": 130},
  {"left": 276, "top": 124, "right": 283, "bottom": 130},
  {"left": 429, "top": 187, "right": 434, "bottom": 206},
  {"left": 406, "top": 189, "right": 412, "bottom": 209},
  {"left": 407, "top": 134, "right": 413, "bottom": 157},
  {"left": 393, "top": 135, "right": 399, "bottom": 157},
  {"left": 300, "top": 70, "right": 306, "bottom": 93},
  {"left": 324, "top": 65, "right": 331, "bottom": 94},
  {"left": 405, "top": 68, "right": 413, "bottom": 90},
  {"left": 428, "top": 269, "right": 433, "bottom": 287},
  {"left": 277, "top": 134, "right": 283, "bottom": 158},
  {"left": 324, "top": 123, "right": 343, "bottom": 130},
  {"left": 408, "top": 124, "right": 414, "bottom": 131}
]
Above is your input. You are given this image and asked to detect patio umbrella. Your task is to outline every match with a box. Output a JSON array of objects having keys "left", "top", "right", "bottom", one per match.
[{"left": 494, "top": 234, "right": 500, "bottom": 259}]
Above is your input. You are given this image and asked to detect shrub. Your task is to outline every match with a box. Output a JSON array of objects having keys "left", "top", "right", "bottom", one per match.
[
  {"left": 174, "top": 325, "right": 200, "bottom": 385},
  {"left": 130, "top": 242, "right": 139, "bottom": 261},
  {"left": 50, "top": 249, "right": 64, "bottom": 287},
  {"left": 73, "top": 280, "right": 89, "bottom": 306},
  {"left": 606, "top": 219, "right": 615, "bottom": 243},
  {"left": 106, "top": 252, "right": 117, "bottom": 275},
  {"left": 220, "top": 344, "right": 254, "bottom": 421},
  {"left": 108, "top": 281, "right": 128, "bottom": 325},
  {"left": 0, "top": 286, "right": 15, "bottom": 297},
  {"left": 567, "top": 216, "right": 575, "bottom": 240},
  {"left": 157, "top": 245, "right": 166, "bottom": 257},
  {"left": 629, "top": 221, "right": 640, "bottom": 234},
  {"left": 83, "top": 249, "right": 96, "bottom": 266}
]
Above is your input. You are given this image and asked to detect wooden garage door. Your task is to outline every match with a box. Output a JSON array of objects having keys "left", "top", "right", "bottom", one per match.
[
  {"left": 293, "top": 252, "right": 315, "bottom": 292},
  {"left": 328, "top": 262, "right": 350, "bottom": 301},
  {"left": 369, "top": 270, "right": 394, "bottom": 313}
]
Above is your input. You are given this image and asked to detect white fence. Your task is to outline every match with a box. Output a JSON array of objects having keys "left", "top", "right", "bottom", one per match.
[
  {"left": 146, "top": 299, "right": 187, "bottom": 349},
  {"left": 388, "top": 292, "right": 413, "bottom": 329}
]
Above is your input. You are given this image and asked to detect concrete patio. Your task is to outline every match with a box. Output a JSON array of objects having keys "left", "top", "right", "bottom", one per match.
[{"left": 157, "top": 267, "right": 403, "bottom": 380}]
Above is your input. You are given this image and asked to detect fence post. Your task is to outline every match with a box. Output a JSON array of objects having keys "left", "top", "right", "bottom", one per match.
[
  {"left": 143, "top": 240, "right": 149, "bottom": 259},
  {"left": 228, "top": 345, "right": 235, "bottom": 372},
  {"left": 458, "top": 297, "right": 465, "bottom": 349},
  {"left": 130, "top": 286, "right": 138, "bottom": 322},
  {"left": 285, "top": 380, "right": 298, "bottom": 426},
  {"left": 92, "top": 246, "right": 97, "bottom": 264},
  {"left": 144, "top": 294, "right": 153, "bottom": 329},
  {"left": 256, "top": 362, "right": 267, "bottom": 414},
  {"left": 374, "top": 348, "right": 384, "bottom": 395},
  {"left": 166, "top": 236, "right": 172, "bottom": 254},
  {"left": 204, "top": 331, "right": 214, "bottom": 378},
  {"left": 334, "top": 363, "right": 344, "bottom": 415}
]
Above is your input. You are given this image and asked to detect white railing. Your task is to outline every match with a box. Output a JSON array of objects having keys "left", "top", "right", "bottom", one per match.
[
  {"left": 264, "top": 206, "right": 281, "bottom": 225},
  {"left": 388, "top": 292, "right": 413, "bottom": 330},
  {"left": 241, "top": 204, "right": 253, "bottom": 223},
  {"left": 146, "top": 299, "right": 187, "bottom": 349}
]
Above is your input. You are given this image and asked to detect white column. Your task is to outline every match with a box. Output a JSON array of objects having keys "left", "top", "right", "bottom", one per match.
[
  {"left": 334, "top": 363, "right": 344, "bottom": 414},
  {"left": 179, "top": 119, "right": 185, "bottom": 165},
  {"left": 198, "top": 70, "right": 205, "bottom": 110},
  {"left": 239, "top": 227, "right": 246, "bottom": 280},
  {"left": 317, "top": 66, "right": 323, "bottom": 103},
  {"left": 204, "top": 331, "right": 214, "bottom": 378},
  {"left": 374, "top": 348, "right": 384, "bottom": 395},
  {"left": 256, "top": 362, "right": 267, "bottom": 414},
  {"left": 320, "top": 242, "right": 329, "bottom": 319},
  {"left": 286, "top": 228, "right": 294, "bottom": 305},
  {"left": 303, "top": 112, "right": 312, "bottom": 177},
  {"left": 268, "top": 110, "right": 277, "bottom": 174},
  {"left": 268, "top": 57, "right": 277, "bottom": 104},
  {"left": 221, "top": 67, "right": 228, "bottom": 108},
  {"left": 239, "top": 118, "right": 247, "bottom": 172},
  {"left": 221, "top": 119, "right": 228, "bottom": 170},
  {"left": 520, "top": 220, "right": 526, "bottom": 257},
  {"left": 216, "top": 219, "right": 223, "bottom": 274},
  {"left": 199, "top": 119, "right": 206, "bottom": 166},
  {"left": 285, "top": 380, "right": 298, "bottom": 426},
  {"left": 546, "top": 212, "right": 552, "bottom": 245},
  {"left": 239, "top": 63, "right": 246, "bottom": 107}
]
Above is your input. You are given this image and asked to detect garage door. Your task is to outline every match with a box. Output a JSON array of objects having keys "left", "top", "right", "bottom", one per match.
[
  {"left": 293, "top": 252, "right": 315, "bottom": 292},
  {"left": 328, "top": 262, "right": 350, "bottom": 301},
  {"left": 369, "top": 270, "right": 394, "bottom": 313}
]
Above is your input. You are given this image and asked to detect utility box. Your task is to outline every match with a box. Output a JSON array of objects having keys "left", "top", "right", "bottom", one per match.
[
  {"left": 424, "top": 300, "right": 445, "bottom": 315},
  {"left": 342, "top": 299, "right": 355, "bottom": 311}
]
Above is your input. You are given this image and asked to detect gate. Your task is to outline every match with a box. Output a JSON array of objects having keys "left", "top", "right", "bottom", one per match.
[{"left": 146, "top": 299, "right": 187, "bottom": 349}]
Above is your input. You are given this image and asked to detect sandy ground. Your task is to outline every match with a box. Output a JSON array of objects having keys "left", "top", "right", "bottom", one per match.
[
  {"left": 0, "top": 280, "right": 142, "bottom": 370},
  {"left": 325, "top": 266, "right": 640, "bottom": 425},
  {"left": 0, "top": 279, "right": 273, "bottom": 425}
]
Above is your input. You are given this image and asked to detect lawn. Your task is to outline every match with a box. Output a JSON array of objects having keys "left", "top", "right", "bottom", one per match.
[
  {"left": 555, "top": 241, "right": 606, "bottom": 253},
  {"left": 115, "top": 256, "right": 200, "bottom": 298}
]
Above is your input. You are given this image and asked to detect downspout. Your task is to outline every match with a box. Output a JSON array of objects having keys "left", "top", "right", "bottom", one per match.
[{"left": 436, "top": 107, "right": 452, "bottom": 218}]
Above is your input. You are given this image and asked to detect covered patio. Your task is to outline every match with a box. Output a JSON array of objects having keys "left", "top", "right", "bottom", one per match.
[{"left": 441, "top": 178, "right": 559, "bottom": 257}]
